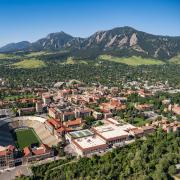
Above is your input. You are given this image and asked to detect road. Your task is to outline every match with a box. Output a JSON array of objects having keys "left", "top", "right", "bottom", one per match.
[{"left": 0, "top": 156, "right": 64, "bottom": 180}]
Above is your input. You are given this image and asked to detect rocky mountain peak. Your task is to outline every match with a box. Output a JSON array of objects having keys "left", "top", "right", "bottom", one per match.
[{"left": 0, "top": 26, "right": 180, "bottom": 60}]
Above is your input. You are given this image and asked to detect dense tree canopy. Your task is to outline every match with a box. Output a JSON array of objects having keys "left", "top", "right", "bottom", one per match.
[
  {"left": 0, "top": 59, "right": 180, "bottom": 89},
  {"left": 18, "top": 130, "right": 180, "bottom": 180}
]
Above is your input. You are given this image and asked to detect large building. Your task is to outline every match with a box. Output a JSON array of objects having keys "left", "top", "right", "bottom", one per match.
[
  {"left": 92, "top": 124, "right": 129, "bottom": 145},
  {"left": 0, "top": 145, "right": 16, "bottom": 169},
  {"left": 67, "top": 119, "right": 138, "bottom": 156},
  {"left": 66, "top": 129, "right": 94, "bottom": 143},
  {"left": 23, "top": 144, "right": 54, "bottom": 162},
  {"left": 72, "top": 135, "right": 107, "bottom": 156}
]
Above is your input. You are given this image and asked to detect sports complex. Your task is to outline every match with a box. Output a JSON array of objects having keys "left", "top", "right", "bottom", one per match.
[{"left": 0, "top": 116, "right": 59, "bottom": 150}]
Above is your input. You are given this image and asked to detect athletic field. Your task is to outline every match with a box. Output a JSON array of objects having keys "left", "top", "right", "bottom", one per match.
[{"left": 14, "top": 128, "right": 40, "bottom": 149}]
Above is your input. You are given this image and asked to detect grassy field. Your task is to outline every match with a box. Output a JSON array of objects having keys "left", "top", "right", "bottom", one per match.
[
  {"left": 169, "top": 55, "right": 180, "bottom": 64},
  {"left": 63, "top": 57, "right": 89, "bottom": 65},
  {"left": 25, "top": 51, "right": 55, "bottom": 57},
  {"left": 4, "top": 93, "right": 37, "bottom": 101},
  {"left": 0, "top": 53, "right": 19, "bottom": 60},
  {"left": 25, "top": 51, "right": 65, "bottom": 57},
  {"left": 14, "top": 129, "right": 40, "bottom": 149},
  {"left": 66, "top": 57, "right": 76, "bottom": 64},
  {"left": 99, "top": 55, "right": 164, "bottom": 66},
  {"left": 13, "top": 58, "right": 46, "bottom": 68}
]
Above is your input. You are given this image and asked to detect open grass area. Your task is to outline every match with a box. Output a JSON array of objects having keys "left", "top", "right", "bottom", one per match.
[
  {"left": 3, "top": 93, "right": 37, "bottom": 101},
  {"left": 14, "top": 128, "right": 40, "bottom": 149},
  {"left": 0, "top": 53, "right": 19, "bottom": 60},
  {"left": 169, "top": 55, "right": 180, "bottom": 64},
  {"left": 12, "top": 58, "right": 46, "bottom": 68},
  {"left": 25, "top": 51, "right": 66, "bottom": 57},
  {"left": 99, "top": 55, "right": 164, "bottom": 66},
  {"left": 25, "top": 51, "right": 55, "bottom": 57},
  {"left": 62, "top": 57, "right": 89, "bottom": 65},
  {"left": 66, "top": 57, "right": 76, "bottom": 64}
]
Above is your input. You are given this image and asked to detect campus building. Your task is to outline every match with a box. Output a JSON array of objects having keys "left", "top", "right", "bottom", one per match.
[
  {"left": 0, "top": 145, "right": 16, "bottom": 169},
  {"left": 72, "top": 135, "right": 107, "bottom": 156},
  {"left": 92, "top": 124, "right": 129, "bottom": 145},
  {"left": 23, "top": 144, "right": 54, "bottom": 163}
]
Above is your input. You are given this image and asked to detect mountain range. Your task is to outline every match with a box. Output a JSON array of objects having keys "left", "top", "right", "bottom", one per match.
[{"left": 1, "top": 26, "right": 180, "bottom": 60}]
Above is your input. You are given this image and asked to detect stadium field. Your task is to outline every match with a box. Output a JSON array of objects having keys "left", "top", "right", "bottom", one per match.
[{"left": 13, "top": 128, "right": 40, "bottom": 149}]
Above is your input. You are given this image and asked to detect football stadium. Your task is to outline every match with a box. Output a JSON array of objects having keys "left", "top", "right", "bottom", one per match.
[{"left": 0, "top": 116, "right": 59, "bottom": 148}]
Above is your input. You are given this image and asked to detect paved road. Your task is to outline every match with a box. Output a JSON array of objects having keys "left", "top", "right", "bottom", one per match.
[
  {"left": 0, "top": 156, "right": 65, "bottom": 180},
  {"left": 0, "top": 165, "right": 32, "bottom": 180}
]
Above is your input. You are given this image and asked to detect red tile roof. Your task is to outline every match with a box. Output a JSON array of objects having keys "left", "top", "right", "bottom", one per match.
[
  {"left": 48, "top": 119, "right": 61, "bottom": 129},
  {"left": 65, "top": 118, "right": 82, "bottom": 127},
  {"left": 32, "top": 148, "right": 45, "bottom": 155},
  {"left": 49, "top": 108, "right": 56, "bottom": 113},
  {"left": 7, "top": 145, "right": 15, "bottom": 151},
  {"left": 24, "top": 147, "right": 31, "bottom": 156},
  {"left": 56, "top": 126, "right": 66, "bottom": 133},
  {"left": 0, "top": 145, "right": 15, "bottom": 156}
]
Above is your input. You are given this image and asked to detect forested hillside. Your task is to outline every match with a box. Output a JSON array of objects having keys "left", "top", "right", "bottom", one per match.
[{"left": 18, "top": 130, "right": 180, "bottom": 180}]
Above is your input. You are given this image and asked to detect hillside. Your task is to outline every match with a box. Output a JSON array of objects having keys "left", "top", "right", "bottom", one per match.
[
  {"left": 169, "top": 55, "right": 180, "bottom": 64},
  {"left": 0, "top": 26, "right": 180, "bottom": 60}
]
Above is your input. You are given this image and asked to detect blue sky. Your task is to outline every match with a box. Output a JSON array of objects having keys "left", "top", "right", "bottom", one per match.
[{"left": 0, "top": 0, "right": 180, "bottom": 47}]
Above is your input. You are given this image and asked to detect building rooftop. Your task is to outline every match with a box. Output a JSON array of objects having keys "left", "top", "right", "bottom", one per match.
[
  {"left": 65, "top": 118, "right": 82, "bottom": 127},
  {"left": 73, "top": 135, "right": 106, "bottom": 150},
  {"left": 48, "top": 118, "right": 61, "bottom": 129},
  {"left": 69, "top": 129, "right": 94, "bottom": 139},
  {"left": 93, "top": 124, "right": 129, "bottom": 140},
  {"left": 106, "top": 118, "right": 121, "bottom": 125}
]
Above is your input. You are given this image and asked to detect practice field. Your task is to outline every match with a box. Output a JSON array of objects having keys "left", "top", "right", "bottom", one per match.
[{"left": 14, "top": 128, "right": 40, "bottom": 149}]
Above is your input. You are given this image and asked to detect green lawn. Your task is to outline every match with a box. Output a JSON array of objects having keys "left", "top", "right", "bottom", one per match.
[
  {"left": 13, "top": 58, "right": 46, "bottom": 68},
  {"left": 14, "top": 129, "right": 40, "bottom": 149},
  {"left": 4, "top": 94, "right": 37, "bottom": 101},
  {"left": 99, "top": 55, "right": 164, "bottom": 66}
]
